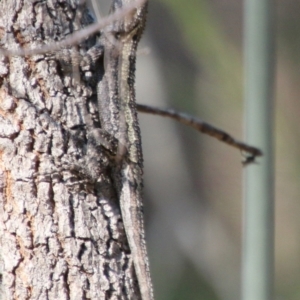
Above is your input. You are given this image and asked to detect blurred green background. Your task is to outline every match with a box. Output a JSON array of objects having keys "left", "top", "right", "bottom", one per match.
[{"left": 97, "top": 0, "right": 300, "bottom": 299}]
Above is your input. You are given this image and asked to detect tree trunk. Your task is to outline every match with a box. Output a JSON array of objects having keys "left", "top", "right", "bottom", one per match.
[{"left": 0, "top": 1, "right": 141, "bottom": 299}]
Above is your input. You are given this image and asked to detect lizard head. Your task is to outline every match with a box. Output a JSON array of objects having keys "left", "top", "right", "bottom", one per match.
[{"left": 110, "top": 0, "right": 148, "bottom": 39}]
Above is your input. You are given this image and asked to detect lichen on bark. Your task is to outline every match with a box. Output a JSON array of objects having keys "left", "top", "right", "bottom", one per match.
[{"left": 0, "top": 1, "right": 141, "bottom": 299}]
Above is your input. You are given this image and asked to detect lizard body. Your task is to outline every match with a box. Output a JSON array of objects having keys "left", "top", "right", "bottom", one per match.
[{"left": 94, "top": 1, "right": 154, "bottom": 299}]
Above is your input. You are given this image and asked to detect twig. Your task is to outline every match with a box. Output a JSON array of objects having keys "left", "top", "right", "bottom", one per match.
[
  {"left": 0, "top": 0, "right": 146, "bottom": 57},
  {"left": 137, "top": 104, "right": 263, "bottom": 158}
]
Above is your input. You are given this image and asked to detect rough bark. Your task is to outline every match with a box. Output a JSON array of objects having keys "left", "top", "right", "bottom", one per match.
[{"left": 0, "top": 1, "right": 141, "bottom": 299}]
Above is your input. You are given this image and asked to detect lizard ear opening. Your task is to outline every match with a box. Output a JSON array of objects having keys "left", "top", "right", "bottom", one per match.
[{"left": 132, "top": 33, "right": 139, "bottom": 41}]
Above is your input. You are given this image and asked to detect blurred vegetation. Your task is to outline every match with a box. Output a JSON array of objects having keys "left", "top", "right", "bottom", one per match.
[{"left": 140, "top": 0, "right": 300, "bottom": 299}]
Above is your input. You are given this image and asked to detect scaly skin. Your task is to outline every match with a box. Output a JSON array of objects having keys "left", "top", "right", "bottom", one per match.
[{"left": 97, "top": 1, "right": 154, "bottom": 299}]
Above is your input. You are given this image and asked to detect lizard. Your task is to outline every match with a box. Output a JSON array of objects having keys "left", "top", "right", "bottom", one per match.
[{"left": 82, "top": 0, "right": 154, "bottom": 299}]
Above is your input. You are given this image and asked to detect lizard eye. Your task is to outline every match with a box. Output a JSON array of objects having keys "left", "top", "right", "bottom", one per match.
[{"left": 114, "top": 32, "right": 121, "bottom": 40}]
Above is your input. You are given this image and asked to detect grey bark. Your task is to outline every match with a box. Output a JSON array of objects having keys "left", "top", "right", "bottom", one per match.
[{"left": 0, "top": 1, "right": 141, "bottom": 299}]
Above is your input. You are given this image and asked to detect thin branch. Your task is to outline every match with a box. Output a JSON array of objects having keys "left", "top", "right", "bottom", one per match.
[
  {"left": 137, "top": 104, "right": 263, "bottom": 158},
  {"left": 0, "top": 0, "right": 146, "bottom": 57}
]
